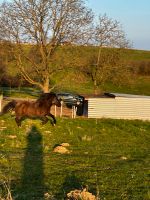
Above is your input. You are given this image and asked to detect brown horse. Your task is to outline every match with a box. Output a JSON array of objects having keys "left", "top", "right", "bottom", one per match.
[{"left": 1, "top": 92, "right": 61, "bottom": 127}]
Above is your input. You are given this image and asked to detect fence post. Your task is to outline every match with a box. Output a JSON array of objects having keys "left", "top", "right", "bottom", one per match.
[
  {"left": 60, "top": 101, "right": 63, "bottom": 117},
  {"left": 54, "top": 105, "right": 57, "bottom": 117},
  {"left": 0, "top": 94, "right": 3, "bottom": 112},
  {"left": 72, "top": 105, "right": 77, "bottom": 119},
  {"left": 72, "top": 106, "right": 74, "bottom": 118},
  {"left": 75, "top": 106, "right": 77, "bottom": 118}
]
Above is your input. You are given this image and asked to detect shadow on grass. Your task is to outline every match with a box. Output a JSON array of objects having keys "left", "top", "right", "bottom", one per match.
[
  {"left": 13, "top": 126, "right": 45, "bottom": 200},
  {"left": 55, "top": 172, "right": 83, "bottom": 199}
]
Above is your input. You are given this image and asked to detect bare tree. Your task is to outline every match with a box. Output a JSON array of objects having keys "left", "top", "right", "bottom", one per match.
[
  {"left": 0, "top": 0, "right": 93, "bottom": 92},
  {"left": 88, "top": 14, "right": 132, "bottom": 93},
  {"left": 95, "top": 14, "right": 131, "bottom": 48}
]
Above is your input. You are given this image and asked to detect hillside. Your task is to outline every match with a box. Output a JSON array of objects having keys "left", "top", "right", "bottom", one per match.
[
  {"left": 123, "top": 48, "right": 150, "bottom": 61},
  {"left": 0, "top": 45, "right": 150, "bottom": 96}
]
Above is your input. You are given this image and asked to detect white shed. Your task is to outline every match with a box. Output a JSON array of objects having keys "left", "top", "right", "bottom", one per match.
[{"left": 88, "top": 93, "right": 150, "bottom": 121}]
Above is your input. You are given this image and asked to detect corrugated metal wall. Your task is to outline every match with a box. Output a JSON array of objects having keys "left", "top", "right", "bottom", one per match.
[{"left": 88, "top": 97, "right": 150, "bottom": 120}]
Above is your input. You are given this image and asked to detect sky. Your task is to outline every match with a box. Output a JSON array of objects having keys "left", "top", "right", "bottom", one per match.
[
  {"left": 0, "top": 0, "right": 149, "bottom": 50},
  {"left": 86, "top": 0, "right": 150, "bottom": 50}
]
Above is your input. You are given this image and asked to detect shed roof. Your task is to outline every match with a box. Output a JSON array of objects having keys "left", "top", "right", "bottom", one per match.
[{"left": 104, "top": 92, "right": 150, "bottom": 99}]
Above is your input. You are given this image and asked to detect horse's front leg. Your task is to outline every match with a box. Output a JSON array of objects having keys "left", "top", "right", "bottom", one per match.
[
  {"left": 41, "top": 116, "right": 49, "bottom": 125},
  {"left": 15, "top": 116, "right": 22, "bottom": 127},
  {"left": 48, "top": 113, "right": 56, "bottom": 126}
]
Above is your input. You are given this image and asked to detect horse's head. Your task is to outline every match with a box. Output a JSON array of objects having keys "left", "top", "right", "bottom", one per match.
[{"left": 38, "top": 92, "right": 61, "bottom": 107}]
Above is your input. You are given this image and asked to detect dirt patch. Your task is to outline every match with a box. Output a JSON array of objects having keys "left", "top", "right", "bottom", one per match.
[
  {"left": 53, "top": 143, "right": 71, "bottom": 154},
  {"left": 67, "top": 188, "right": 96, "bottom": 200}
]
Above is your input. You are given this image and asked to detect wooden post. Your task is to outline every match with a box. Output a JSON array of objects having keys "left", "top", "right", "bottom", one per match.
[
  {"left": 72, "top": 106, "right": 74, "bottom": 118},
  {"left": 72, "top": 105, "right": 77, "bottom": 118},
  {"left": 0, "top": 94, "right": 3, "bottom": 112},
  {"left": 60, "top": 101, "right": 63, "bottom": 117},
  {"left": 54, "top": 105, "right": 57, "bottom": 117},
  {"left": 75, "top": 106, "right": 77, "bottom": 118},
  {"left": 74, "top": 106, "right": 76, "bottom": 118}
]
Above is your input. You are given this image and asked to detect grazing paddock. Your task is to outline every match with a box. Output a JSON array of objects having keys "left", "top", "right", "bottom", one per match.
[{"left": 0, "top": 115, "right": 149, "bottom": 200}]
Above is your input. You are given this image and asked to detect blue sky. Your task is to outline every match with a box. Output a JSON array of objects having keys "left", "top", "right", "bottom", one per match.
[
  {"left": 0, "top": 0, "right": 149, "bottom": 50},
  {"left": 87, "top": 0, "right": 150, "bottom": 50}
]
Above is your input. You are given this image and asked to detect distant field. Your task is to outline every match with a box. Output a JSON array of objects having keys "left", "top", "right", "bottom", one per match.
[
  {"left": 0, "top": 116, "right": 149, "bottom": 199},
  {"left": 1, "top": 46, "right": 150, "bottom": 97},
  {"left": 123, "top": 49, "right": 150, "bottom": 61},
  {"left": 102, "top": 76, "right": 150, "bottom": 96},
  {"left": 1, "top": 75, "right": 150, "bottom": 97}
]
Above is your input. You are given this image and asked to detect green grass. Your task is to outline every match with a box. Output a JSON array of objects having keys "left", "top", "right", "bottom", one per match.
[
  {"left": 1, "top": 75, "right": 150, "bottom": 97},
  {"left": 0, "top": 115, "right": 150, "bottom": 199},
  {"left": 102, "top": 76, "right": 150, "bottom": 96},
  {"left": 0, "top": 87, "right": 41, "bottom": 98},
  {"left": 123, "top": 49, "right": 150, "bottom": 61}
]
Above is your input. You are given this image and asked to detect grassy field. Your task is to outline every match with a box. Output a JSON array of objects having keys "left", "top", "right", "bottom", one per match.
[
  {"left": 0, "top": 115, "right": 149, "bottom": 200},
  {"left": 102, "top": 76, "right": 150, "bottom": 96},
  {"left": 1, "top": 75, "right": 150, "bottom": 98}
]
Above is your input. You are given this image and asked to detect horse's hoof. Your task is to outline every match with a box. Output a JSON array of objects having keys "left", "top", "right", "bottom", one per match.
[{"left": 51, "top": 122, "right": 56, "bottom": 127}]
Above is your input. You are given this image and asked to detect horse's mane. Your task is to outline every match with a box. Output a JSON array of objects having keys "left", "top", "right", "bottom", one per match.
[{"left": 36, "top": 92, "right": 56, "bottom": 104}]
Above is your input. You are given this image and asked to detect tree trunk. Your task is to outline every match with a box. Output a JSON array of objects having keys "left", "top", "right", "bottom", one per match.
[
  {"left": 94, "top": 79, "right": 98, "bottom": 95},
  {"left": 43, "top": 78, "right": 50, "bottom": 93}
]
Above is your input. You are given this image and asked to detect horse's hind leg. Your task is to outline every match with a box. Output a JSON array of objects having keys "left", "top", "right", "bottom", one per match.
[
  {"left": 48, "top": 113, "right": 56, "bottom": 126},
  {"left": 41, "top": 116, "right": 49, "bottom": 125},
  {"left": 15, "top": 116, "right": 22, "bottom": 127}
]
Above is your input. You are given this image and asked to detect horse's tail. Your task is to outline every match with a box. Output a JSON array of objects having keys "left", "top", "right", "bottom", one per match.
[{"left": 0, "top": 100, "right": 16, "bottom": 115}]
